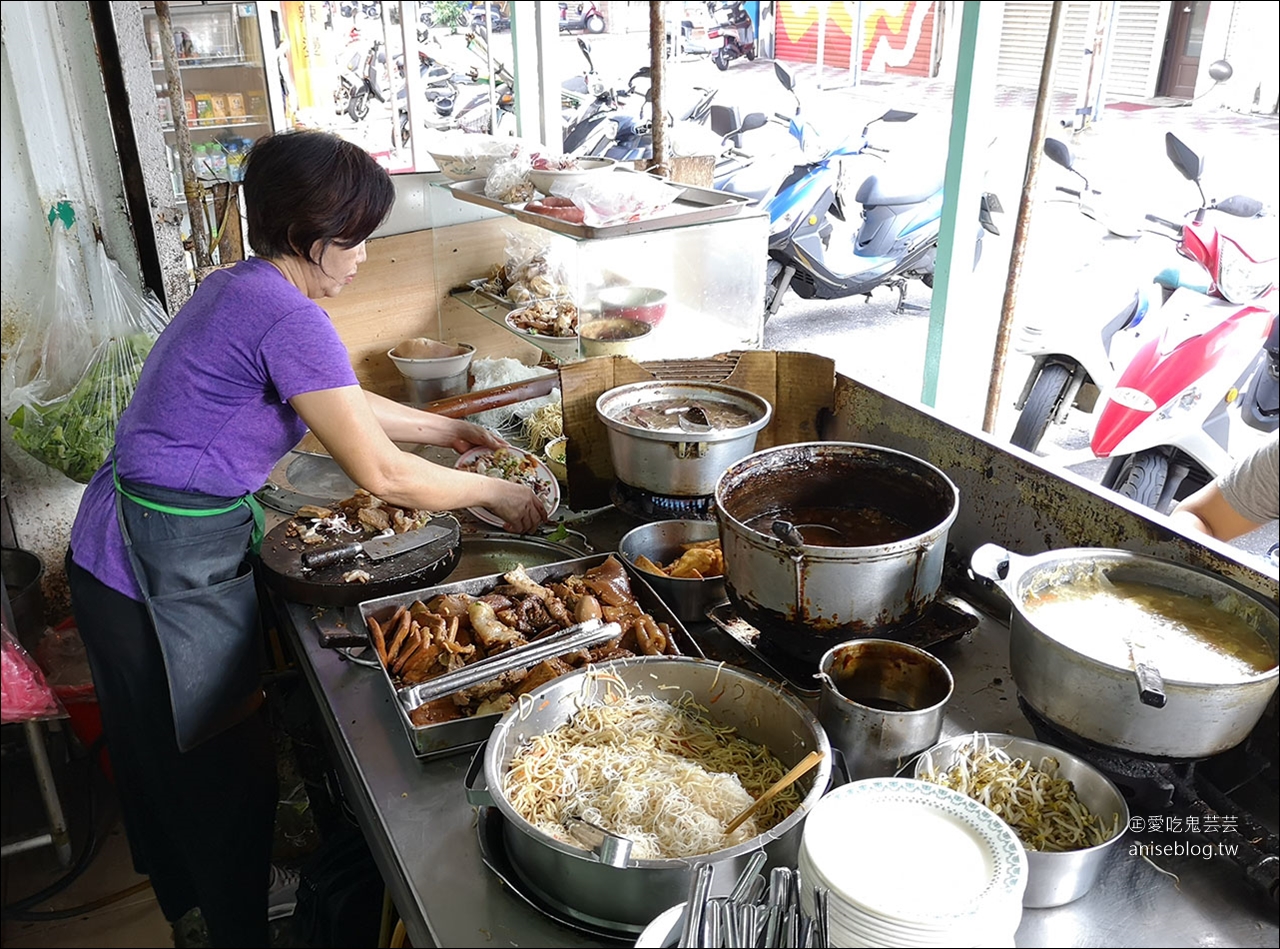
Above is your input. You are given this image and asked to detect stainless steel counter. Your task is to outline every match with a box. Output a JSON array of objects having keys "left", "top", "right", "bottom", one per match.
[{"left": 275, "top": 513, "right": 1278, "bottom": 949}]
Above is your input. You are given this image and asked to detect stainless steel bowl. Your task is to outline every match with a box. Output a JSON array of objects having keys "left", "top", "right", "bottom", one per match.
[
  {"left": 914, "top": 734, "right": 1129, "bottom": 908},
  {"left": 619, "top": 520, "right": 726, "bottom": 622},
  {"left": 596, "top": 382, "right": 772, "bottom": 496},
  {"left": 465, "top": 657, "right": 831, "bottom": 932}
]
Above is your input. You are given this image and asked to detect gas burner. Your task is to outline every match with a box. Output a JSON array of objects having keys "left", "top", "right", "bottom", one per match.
[
  {"left": 1018, "top": 696, "right": 1280, "bottom": 907},
  {"left": 610, "top": 481, "right": 715, "bottom": 522},
  {"left": 705, "top": 598, "right": 979, "bottom": 698}
]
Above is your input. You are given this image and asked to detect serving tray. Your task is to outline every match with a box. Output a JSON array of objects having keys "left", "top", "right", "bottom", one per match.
[
  {"left": 357, "top": 554, "right": 704, "bottom": 759},
  {"left": 447, "top": 173, "right": 751, "bottom": 240}
]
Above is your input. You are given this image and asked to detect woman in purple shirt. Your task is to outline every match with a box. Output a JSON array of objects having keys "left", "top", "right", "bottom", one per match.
[{"left": 66, "top": 131, "right": 546, "bottom": 946}]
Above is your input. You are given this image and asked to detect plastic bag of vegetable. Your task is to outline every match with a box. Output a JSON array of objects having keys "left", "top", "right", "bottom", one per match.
[
  {"left": 0, "top": 217, "right": 96, "bottom": 417},
  {"left": 6, "top": 240, "right": 168, "bottom": 483}
]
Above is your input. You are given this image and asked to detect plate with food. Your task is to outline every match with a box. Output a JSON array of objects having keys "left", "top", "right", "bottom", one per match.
[{"left": 455, "top": 446, "right": 560, "bottom": 527}]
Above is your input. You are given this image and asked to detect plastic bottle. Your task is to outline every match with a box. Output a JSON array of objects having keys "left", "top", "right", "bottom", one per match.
[
  {"left": 209, "top": 144, "right": 228, "bottom": 180},
  {"left": 191, "top": 144, "right": 209, "bottom": 179},
  {"left": 226, "top": 142, "right": 243, "bottom": 181}
]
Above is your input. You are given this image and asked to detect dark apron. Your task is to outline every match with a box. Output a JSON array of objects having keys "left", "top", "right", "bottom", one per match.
[{"left": 113, "top": 463, "right": 267, "bottom": 752}]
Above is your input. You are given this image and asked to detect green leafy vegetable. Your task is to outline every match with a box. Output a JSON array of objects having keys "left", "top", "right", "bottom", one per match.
[
  {"left": 546, "top": 520, "right": 569, "bottom": 543},
  {"left": 8, "top": 334, "right": 153, "bottom": 483}
]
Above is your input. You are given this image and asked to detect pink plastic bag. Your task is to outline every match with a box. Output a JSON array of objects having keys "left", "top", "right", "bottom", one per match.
[{"left": 1, "top": 622, "right": 66, "bottom": 724}]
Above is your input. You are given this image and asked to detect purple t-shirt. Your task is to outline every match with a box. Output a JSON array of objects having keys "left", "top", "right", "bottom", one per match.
[{"left": 71, "top": 258, "right": 358, "bottom": 599}]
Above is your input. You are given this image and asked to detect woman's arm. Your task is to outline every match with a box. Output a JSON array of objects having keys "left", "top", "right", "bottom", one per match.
[
  {"left": 290, "top": 386, "right": 546, "bottom": 533},
  {"left": 363, "top": 390, "right": 506, "bottom": 452},
  {"left": 1168, "top": 481, "right": 1262, "bottom": 542}
]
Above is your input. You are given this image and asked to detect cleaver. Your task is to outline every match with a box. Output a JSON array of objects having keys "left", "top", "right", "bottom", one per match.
[{"left": 301, "top": 523, "right": 456, "bottom": 570}]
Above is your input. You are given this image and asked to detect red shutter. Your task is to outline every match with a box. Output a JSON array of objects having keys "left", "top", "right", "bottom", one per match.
[{"left": 777, "top": 3, "right": 937, "bottom": 78}]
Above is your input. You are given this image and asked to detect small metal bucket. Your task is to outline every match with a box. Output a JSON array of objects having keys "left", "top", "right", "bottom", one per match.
[{"left": 816, "top": 639, "right": 953, "bottom": 780}]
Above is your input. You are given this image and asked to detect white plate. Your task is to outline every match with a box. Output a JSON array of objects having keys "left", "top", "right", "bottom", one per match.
[
  {"left": 634, "top": 902, "right": 685, "bottom": 948},
  {"left": 454, "top": 447, "right": 561, "bottom": 527},
  {"left": 801, "top": 778, "right": 1026, "bottom": 926}
]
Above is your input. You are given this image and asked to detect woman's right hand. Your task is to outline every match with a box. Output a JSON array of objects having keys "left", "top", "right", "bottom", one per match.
[{"left": 488, "top": 481, "right": 549, "bottom": 534}]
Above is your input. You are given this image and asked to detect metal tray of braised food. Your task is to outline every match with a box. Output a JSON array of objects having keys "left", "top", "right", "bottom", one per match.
[{"left": 357, "top": 554, "right": 703, "bottom": 759}]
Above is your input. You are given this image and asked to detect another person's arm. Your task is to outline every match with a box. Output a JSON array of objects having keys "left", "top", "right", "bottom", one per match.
[
  {"left": 291, "top": 386, "right": 546, "bottom": 533},
  {"left": 1169, "top": 434, "right": 1279, "bottom": 541}
]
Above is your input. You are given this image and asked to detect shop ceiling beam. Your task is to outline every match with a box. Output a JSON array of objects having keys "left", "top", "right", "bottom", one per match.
[{"left": 919, "top": 0, "right": 1002, "bottom": 423}]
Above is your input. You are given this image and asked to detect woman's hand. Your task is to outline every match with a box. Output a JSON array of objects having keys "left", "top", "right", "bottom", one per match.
[
  {"left": 445, "top": 419, "right": 507, "bottom": 455},
  {"left": 487, "top": 480, "right": 549, "bottom": 534}
]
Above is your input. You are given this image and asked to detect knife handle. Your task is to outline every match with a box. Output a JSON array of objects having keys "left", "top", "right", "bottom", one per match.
[{"left": 302, "top": 542, "right": 363, "bottom": 570}]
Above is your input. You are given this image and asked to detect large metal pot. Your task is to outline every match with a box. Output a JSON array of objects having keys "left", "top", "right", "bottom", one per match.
[
  {"left": 595, "top": 381, "right": 772, "bottom": 496},
  {"left": 714, "top": 443, "right": 960, "bottom": 662},
  {"left": 464, "top": 656, "right": 831, "bottom": 933},
  {"left": 972, "top": 544, "right": 1280, "bottom": 758}
]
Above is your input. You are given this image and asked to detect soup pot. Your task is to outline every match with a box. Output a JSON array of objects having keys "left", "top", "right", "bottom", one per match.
[
  {"left": 714, "top": 443, "right": 960, "bottom": 663},
  {"left": 464, "top": 656, "right": 831, "bottom": 932},
  {"left": 971, "top": 544, "right": 1280, "bottom": 758},
  {"left": 596, "top": 382, "right": 772, "bottom": 497}
]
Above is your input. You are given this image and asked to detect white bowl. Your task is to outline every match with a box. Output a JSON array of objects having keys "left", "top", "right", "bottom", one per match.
[
  {"left": 426, "top": 135, "right": 525, "bottom": 181},
  {"left": 543, "top": 436, "right": 568, "bottom": 484},
  {"left": 527, "top": 157, "right": 617, "bottom": 196},
  {"left": 387, "top": 343, "right": 475, "bottom": 380},
  {"left": 504, "top": 313, "right": 580, "bottom": 362}
]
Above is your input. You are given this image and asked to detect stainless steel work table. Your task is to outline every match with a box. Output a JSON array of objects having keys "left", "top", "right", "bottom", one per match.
[{"left": 275, "top": 517, "right": 1278, "bottom": 949}]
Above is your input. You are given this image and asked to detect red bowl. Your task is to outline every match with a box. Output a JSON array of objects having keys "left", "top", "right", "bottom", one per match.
[{"left": 598, "top": 286, "right": 668, "bottom": 326}]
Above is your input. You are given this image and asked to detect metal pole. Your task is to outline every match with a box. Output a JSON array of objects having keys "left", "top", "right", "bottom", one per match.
[
  {"left": 648, "top": 1, "right": 667, "bottom": 175},
  {"left": 154, "top": 0, "right": 211, "bottom": 273},
  {"left": 981, "top": 1, "right": 1067, "bottom": 434},
  {"left": 486, "top": 3, "right": 497, "bottom": 133}
]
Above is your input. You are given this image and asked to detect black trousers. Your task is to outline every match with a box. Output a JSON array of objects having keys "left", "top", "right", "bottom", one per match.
[{"left": 66, "top": 553, "right": 277, "bottom": 948}]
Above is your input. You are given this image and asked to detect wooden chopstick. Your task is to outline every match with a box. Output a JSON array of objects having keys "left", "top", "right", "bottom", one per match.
[{"left": 724, "top": 750, "right": 825, "bottom": 837}]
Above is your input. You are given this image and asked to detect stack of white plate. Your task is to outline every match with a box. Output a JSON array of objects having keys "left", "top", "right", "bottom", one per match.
[{"left": 798, "top": 778, "right": 1027, "bottom": 948}]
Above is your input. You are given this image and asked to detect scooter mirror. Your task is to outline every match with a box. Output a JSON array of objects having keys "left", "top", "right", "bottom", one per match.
[
  {"left": 880, "top": 110, "right": 917, "bottom": 123},
  {"left": 1207, "top": 59, "right": 1233, "bottom": 83},
  {"left": 774, "top": 62, "right": 796, "bottom": 91},
  {"left": 738, "top": 112, "right": 768, "bottom": 134},
  {"left": 1165, "top": 132, "right": 1204, "bottom": 183},
  {"left": 1043, "top": 138, "right": 1074, "bottom": 170},
  {"left": 1213, "top": 194, "right": 1264, "bottom": 218}
]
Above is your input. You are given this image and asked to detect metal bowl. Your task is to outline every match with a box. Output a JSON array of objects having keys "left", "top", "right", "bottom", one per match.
[
  {"left": 914, "top": 734, "right": 1129, "bottom": 908},
  {"left": 465, "top": 656, "right": 831, "bottom": 931},
  {"left": 619, "top": 520, "right": 726, "bottom": 622}
]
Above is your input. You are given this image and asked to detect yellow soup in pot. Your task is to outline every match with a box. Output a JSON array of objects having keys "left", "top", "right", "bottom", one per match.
[{"left": 1023, "top": 576, "right": 1276, "bottom": 682}]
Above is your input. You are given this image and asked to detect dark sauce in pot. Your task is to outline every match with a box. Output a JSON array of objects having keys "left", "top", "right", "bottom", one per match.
[{"left": 747, "top": 506, "right": 917, "bottom": 547}]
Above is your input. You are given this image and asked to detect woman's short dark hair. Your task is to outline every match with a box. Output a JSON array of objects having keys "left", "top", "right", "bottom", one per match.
[{"left": 243, "top": 131, "right": 395, "bottom": 264}]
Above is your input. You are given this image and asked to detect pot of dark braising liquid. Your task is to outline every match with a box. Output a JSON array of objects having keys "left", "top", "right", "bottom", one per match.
[{"left": 714, "top": 442, "right": 961, "bottom": 664}]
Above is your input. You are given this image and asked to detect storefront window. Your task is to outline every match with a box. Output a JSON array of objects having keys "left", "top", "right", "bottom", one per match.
[{"left": 272, "top": 1, "right": 516, "bottom": 173}]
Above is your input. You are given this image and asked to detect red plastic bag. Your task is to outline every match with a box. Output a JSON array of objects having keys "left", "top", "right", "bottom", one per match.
[{"left": 1, "top": 621, "right": 66, "bottom": 724}]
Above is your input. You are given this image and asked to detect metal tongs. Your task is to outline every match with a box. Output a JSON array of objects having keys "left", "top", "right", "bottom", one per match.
[{"left": 396, "top": 618, "right": 621, "bottom": 712}]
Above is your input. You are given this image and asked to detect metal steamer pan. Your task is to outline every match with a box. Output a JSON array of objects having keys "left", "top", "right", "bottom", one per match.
[
  {"left": 358, "top": 554, "right": 701, "bottom": 758},
  {"left": 972, "top": 544, "right": 1280, "bottom": 759},
  {"left": 465, "top": 656, "right": 832, "bottom": 933},
  {"left": 715, "top": 443, "right": 960, "bottom": 661},
  {"left": 595, "top": 381, "right": 772, "bottom": 497}
]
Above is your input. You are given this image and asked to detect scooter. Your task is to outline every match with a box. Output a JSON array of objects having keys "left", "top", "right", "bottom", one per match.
[
  {"left": 395, "top": 50, "right": 465, "bottom": 147},
  {"left": 335, "top": 36, "right": 389, "bottom": 122},
  {"left": 707, "top": 1, "right": 756, "bottom": 71},
  {"left": 1089, "top": 133, "right": 1277, "bottom": 510},
  {"left": 716, "top": 63, "right": 1002, "bottom": 318},
  {"left": 559, "top": 2, "right": 605, "bottom": 35}
]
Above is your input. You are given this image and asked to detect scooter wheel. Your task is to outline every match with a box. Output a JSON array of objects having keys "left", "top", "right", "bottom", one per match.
[
  {"left": 1112, "top": 450, "right": 1169, "bottom": 509},
  {"left": 586, "top": 14, "right": 605, "bottom": 34},
  {"left": 1010, "top": 363, "right": 1071, "bottom": 455},
  {"left": 348, "top": 90, "right": 370, "bottom": 122},
  {"left": 714, "top": 49, "right": 730, "bottom": 71},
  {"left": 746, "top": 47, "right": 757, "bottom": 61}
]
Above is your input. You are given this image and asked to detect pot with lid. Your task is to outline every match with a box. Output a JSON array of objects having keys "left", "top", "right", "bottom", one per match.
[
  {"left": 972, "top": 544, "right": 1280, "bottom": 758},
  {"left": 464, "top": 656, "right": 830, "bottom": 932},
  {"left": 595, "top": 381, "right": 772, "bottom": 497},
  {"left": 714, "top": 442, "right": 960, "bottom": 663}
]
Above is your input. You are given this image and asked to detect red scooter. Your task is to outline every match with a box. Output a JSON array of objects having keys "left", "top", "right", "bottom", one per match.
[
  {"left": 707, "top": 1, "right": 756, "bottom": 71},
  {"left": 558, "top": 2, "right": 605, "bottom": 35},
  {"left": 1090, "top": 133, "right": 1278, "bottom": 510}
]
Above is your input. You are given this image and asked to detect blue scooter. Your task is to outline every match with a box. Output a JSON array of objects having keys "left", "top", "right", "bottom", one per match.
[{"left": 716, "top": 63, "right": 1002, "bottom": 318}]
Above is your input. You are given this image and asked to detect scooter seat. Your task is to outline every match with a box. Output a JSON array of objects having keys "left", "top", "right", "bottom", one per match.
[
  {"left": 855, "top": 168, "right": 944, "bottom": 207},
  {"left": 717, "top": 161, "right": 780, "bottom": 206}
]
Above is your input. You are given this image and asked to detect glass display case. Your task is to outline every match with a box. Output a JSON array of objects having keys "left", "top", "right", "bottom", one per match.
[
  {"left": 143, "top": 2, "right": 272, "bottom": 192},
  {"left": 427, "top": 182, "right": 769, "bottom": 363}
]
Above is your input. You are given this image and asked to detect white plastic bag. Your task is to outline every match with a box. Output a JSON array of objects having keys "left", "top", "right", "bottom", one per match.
[
  {"left": 7, "top": 241, "right": 169, "bottom": 483},
  {"left": 556, "top": 173, "right": 680, "bottom": 227},
  {"left": 1, "top": 222, "right": 96, "bottom": 417}
]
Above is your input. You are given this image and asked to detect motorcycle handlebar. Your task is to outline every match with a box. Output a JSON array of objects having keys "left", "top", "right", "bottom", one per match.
[
  {"left": 1055, "top": 186, "right": 1082, "bottom": 197},
  {"left": 1144, "top": 213, "right": 1182, "bottom": 232}
]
